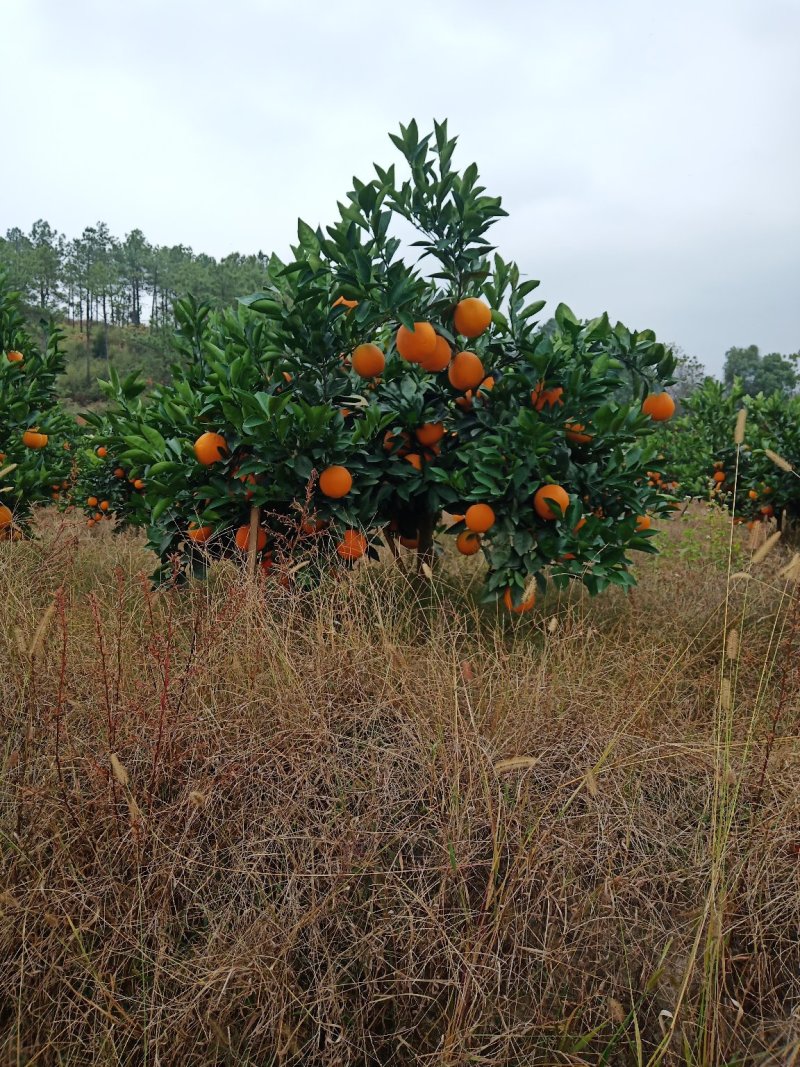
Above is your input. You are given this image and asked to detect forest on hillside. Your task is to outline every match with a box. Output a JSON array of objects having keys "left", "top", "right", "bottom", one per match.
[{"left": 0, "top": 221, "right": 268, "bottom": 332}]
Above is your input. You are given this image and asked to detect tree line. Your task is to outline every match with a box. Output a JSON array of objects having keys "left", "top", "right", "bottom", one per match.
[
  {"left": 1, "top": 220, "right": 797, "bottom": 400},
  {"left": 0, "top": 220, "right": 269, "bottom": 340}
]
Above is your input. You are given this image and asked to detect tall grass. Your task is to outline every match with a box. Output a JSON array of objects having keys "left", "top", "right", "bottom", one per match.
[{"left": 1, "top": 506, "right": 798, "bottom": 1065}]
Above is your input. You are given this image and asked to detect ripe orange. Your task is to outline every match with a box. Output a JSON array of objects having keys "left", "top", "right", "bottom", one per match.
[
  {"left": 187, "top": 523, "right": 214, "bottom": 543},
  {"left": 465, "top": 503, "right": 495, "bottom": 533},
  {"left": 565, "top": 422, "right": 593, "bottom": 445},
  {"left": 503, "top": 587, "right": 536, "bottom": 614},
  {"left": 96, "top": 446, "right": 108, "bottom": 458},
  {"left": 533, "top": 484, "right": 569, "bottom": 520},
  {"left": 448, "top": 351, "right": 484, "bottom": 391},
  {"left": 114, "top": 467, "right": 125, "bottom": 478},
  {"left": 87, "top": 496, "right": 98, "bottom": 507},
  {"left": 194, "top": 432, "right": 228, "bottom": 466},
  {"left": 642, "top": 392, "right": 675, "bottom": 421},
  {"left": 415, "top": 422, "right": 445, "bottom": 447},
  {"left": 99, "top": 500, "right": 109, "bottom": 511},
  {"left": 712, "top": 471, "right": 725, "bottom": 483},
  {"left": 133, "top": 479, "right": 145, "bottom": 490},
  {"left": 319, "top": 465, "right": 353, "bottom": 498},
  {"left": 419, "top": 335, "right": 452, "bottom": 373},
  {"left": 396, "top": 322, "right": 437, "bottom": 363},
  {"left": 574, "top": 515, "right": 587, "bottom": 532},
  {"left": 531, "top": 382, "right": 564, "bottom": 411},
  {"left": 234, "top": 524, "right": 267, "bottom": 552},
  {"left": 747, "top": 489, "right": 758, "bottom": 500},
  {"left": 455, "top": 392, "right": 473, "bottom": 412},
  {"left": 399, "top": 535, "right": 419, "bottom": 549},
  {"left": 453, "top": 297, "right": 492, "bottom": 338},
  {"left": 404, "top": 453, "right": 423, "bottom": 471},
  {"left": 333, "top": 295, "right": 358, "bottom": 310},
  {"left": 22, "top": 430, "right": 48, "bottom": 449},
  {"left": 383, "top": 430, "right": 411, "bottom": 454},
  {"left": 456, "top": 530, "right": 481, "bottom": 555},
  {"left": 337, "top": 529, "right": 368, "bottom": 560},
  {"left": 6, "top": 350, "right": 23, "bottom": 363},
  {"left": 351, "top": 343, "right": 385, "bottom": 378},
  {"left": 0, "top": 504, "right": 12, "bottom": 530},
  {"left": 760, "top": 504, "right": 774, "bottom": 517},
  {"left": 93, "top": 512, "right": 103, "bottom": 521},
  {"left": 636, "top": 514, "right": 651, "bottom": 531}
]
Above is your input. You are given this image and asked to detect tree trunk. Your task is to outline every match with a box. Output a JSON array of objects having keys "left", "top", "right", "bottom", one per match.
[
  {"left": 102, "top": 292, "right": 109, "bottom": 366},
  {"left": 416, "top": 511, "right": 438, "bottom": 576}
]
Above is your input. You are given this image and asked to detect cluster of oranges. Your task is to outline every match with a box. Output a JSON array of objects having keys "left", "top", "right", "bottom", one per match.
[{"left": 180, "top": 294, "right": 676, "bottom": 613}]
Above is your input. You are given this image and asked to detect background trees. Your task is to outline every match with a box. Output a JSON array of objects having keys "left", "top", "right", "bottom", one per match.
[{"left": 0, "top": 222, "right": 270, "bottom": 332}]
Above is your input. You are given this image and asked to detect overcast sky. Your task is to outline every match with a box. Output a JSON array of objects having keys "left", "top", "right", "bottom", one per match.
[{"left": 2, "top": 0, "right": 798, "bottom": 374}]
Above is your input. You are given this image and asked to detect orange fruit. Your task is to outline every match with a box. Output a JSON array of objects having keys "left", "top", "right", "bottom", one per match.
[
  {"left": 396, "top": 322, "right": 437, "bottom": 363},
  {"left": 419, "top": 334, "right": 452, "bottom": 373},
  {"left": 0, "top": 504, "right": 12, "bottom": 530},
  {"left": 415, "top": 422, "right": 445, "bottom": 447},
  {"left": 448, "top": 351, "right": 484, "bottom": 391},
  {"left": 235, "top": 524, "right": 267, "bottom": 552},
  {"left": 455, "top": 392, "right": 473, "bottom": 412},
  {"left": 187, "top": 523, "right": 214, "bottom": 543},
  {"left": 383, "top": 430, "right": 411, "bottom": 454},
  {"left": 114, "top": 467, "right": 125, "bottom": 478},
  {"left": 712, "top": 471, "right": 725, "bottom": 483},
  {"left": 337, "top": 529, "right": 368, "bottom": 560},
  {"left": 99, "top": 500, "right": 109, "bottom": 512},
  {"left": 574, "top": 516, "right": 587, "bottom": 532},
  {"left": 453, "top": 297, "right": 492, "bottom": 338},
  {"left": 531, "top": 382, "right": 564, "bottom": 411},
  {"left": 22, "top": 430, "right": 48, "bottom": 449},
  {"left": 96, "top": 446, "right": 108, "bottom": 458},
  {"left": 636, "top": 514, "right": 651, "bottom": 531},
  {"left": 93, "top": 512, "right": 103, "bottom": 521},
  {"left": 760, "top": 504, "right": 774, "bottom": 517},
  {"left": 133, "top": 479, "right": 145, "bottom": 490},
  {"left": 404, "top": 453, "right": 423, "bottom": 471},
  {"left": 479, "top": 376, "right": 495, "bottom": 392},
  {"left": 465, "top": 503, "right": 495, "bottom": 533},
  {"left": 399, "top": 535, "right": 419, "bottom": 549},
  {"left": 351, "top": 343, "right": 385, "bottom": 378},
  {"left": 194, "top": 432, "right": 228, "bottom": 466},
  {"left": 533, "top": 483, "right": 570, "bottom": 520},
  {"left": 319, "top": 465, "right": 353, "bottom": 498},
  {"left": 565, "top": 422, "right": 593, "bottom": 445},
  {"left": 87, "top": 496, "right": 98, "bottom": 507},
  {"left": 6, "top": 350, "right": 23, "bottom": 363},
  {"left": 333, "top": 295, "right": 358, "bottom": 310},
  {"left": 503, "top": 587, "right": 536, "bottom": 615},
  {"left": 456, "top": 530, "right": 481, "bottom": 555},
  {"left": 641, "top": 392, "right": 675, "bottom": 421},
  {"left": 747, "top": 489, "right": 758, "bottom": 500}
]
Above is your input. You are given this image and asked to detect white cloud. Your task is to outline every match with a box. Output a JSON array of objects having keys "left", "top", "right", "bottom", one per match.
[{"left": 1, "top": 0, "right": 797, "bottom": 371}]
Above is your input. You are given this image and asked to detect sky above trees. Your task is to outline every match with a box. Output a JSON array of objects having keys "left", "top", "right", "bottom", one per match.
[{"left": 1, "top": 0, "right": 798, "bottom": 374}]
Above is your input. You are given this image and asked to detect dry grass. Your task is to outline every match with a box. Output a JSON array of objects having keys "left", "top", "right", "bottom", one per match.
[{"left": 1, "top": 506, "right": 798, "bottom": 1066}]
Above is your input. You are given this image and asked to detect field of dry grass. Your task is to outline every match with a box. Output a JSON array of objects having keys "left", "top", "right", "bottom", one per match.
[{"left": 1, "top": 505, "right": 798, "bottom": 1066}]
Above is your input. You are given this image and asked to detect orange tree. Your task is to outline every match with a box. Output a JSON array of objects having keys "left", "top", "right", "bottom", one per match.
[
  {"left": 658, "top": 378, "right": 800, "bottom": 530},
  {"left": 98, "top": 121, "right": 676, "bottom": 603},
  {"left": 0, "top": 272, "right": 73, "bottom": 533},
  {"left": 68, "top": 427, "right": 147, "bottom": 530}
]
